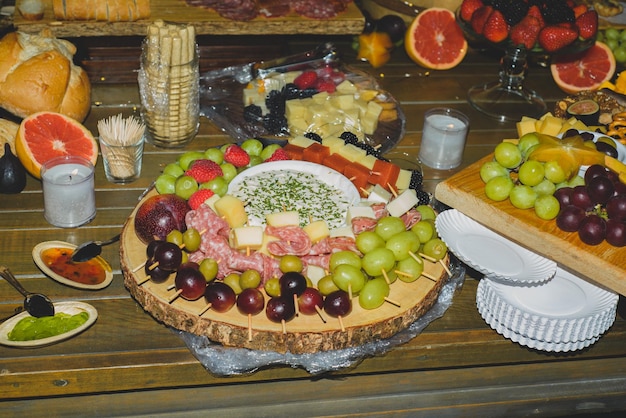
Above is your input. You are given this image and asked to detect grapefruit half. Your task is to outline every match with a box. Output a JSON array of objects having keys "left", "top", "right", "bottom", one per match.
[
  {"left": 405, "top": 7, "right": 468, "bottom": 70},
  {"left": 550, "top": 41, "right": 616, "bottom": 95},
  {"left": 16, "top": 111, "right": 98, "bottom": 179}
]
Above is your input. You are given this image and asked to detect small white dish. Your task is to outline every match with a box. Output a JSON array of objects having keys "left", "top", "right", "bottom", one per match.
[
  {"left": 559, "top": 130, "right": 626, "bottom": 177},
  {"left": 32, "top": 241, "right": 114, "bottom": 290},
  {"left": 435, "top": 209, "right": 557, "bottom": 284},
  {"left": 0, "top": 301, "right": 97, "bottom": 348}
]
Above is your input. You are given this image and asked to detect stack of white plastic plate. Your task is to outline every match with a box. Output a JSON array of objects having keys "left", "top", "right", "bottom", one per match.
[{"left": 436, "top": 209, "right": 619, "bottom": 352}]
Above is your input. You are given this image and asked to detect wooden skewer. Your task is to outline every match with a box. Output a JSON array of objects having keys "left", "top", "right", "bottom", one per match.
[
  {"left": 167, "top": 283, "right": 175, "bottom": 291},
  {"left": 293, "top": 293, "right": 300, "bottom": 316},
  {"left": 360, "top": 187, "right": 370, "bottom": 196},
  {"left": 315, "top": 305, "right": 327, "bottom": 323},
  {"left": 409, "top": 251, "right": 423, "bottom": 264},
  {"left": 281, "top": 319, "right": 287, "bottom": 334},
  {"left": 419, "top": 252, "right": 437, "bottom": 262},
  {"left": 337, "top": 315, "right": 345, "bottom": 332},
  {"left": 394, "top": 269, "right": 414, "bottom": 279},
  {"left": 420, "top": 271, "right": 438, "bottom": 282},
  {"left": 384, "top": 297, "right": 401, "bottom": 307},
  {"left": 168, "top": 288, "right": 183, "bottom": 303},
  {"left": 247, "top": 314, "right": 253, "bottom": 342},
  {"left": 381, "top": 269, "right": 390, "bottom": 284},
  {"left": 198, "top": 303, "right": 212, "bottom": 316},
  {"left": 387, "top": 183, "right": 398, "bottom": 197},
  {"left": 348, "top": 283, "right": 353, "bottom": 300},
  {"left": 439, "top": 259, "right": 452, "bottom": 277},
  {"left": 132, "top": 261, "right": 146, "bottom": 273},
  {"left": 137, "top": 275, "right": 151, "bottom": 286}
]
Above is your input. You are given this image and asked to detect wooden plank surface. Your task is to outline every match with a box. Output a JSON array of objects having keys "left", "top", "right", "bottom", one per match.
[
  {"left": 435, "top": 154, "right": 626, "bottom": 296},
  {"left": 13, "top": 0, "right": 365, "bottom": 36}
]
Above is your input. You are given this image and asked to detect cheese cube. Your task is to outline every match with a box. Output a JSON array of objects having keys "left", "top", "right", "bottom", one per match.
[
  {"left": 266, "top": 211, "right": 300, "bottom": 227},
  {"left": 358, "top": 89, "right": 379, "bottom": 101},
  {"left": 331, "top": 94, "right": 355, "bottom": 110},
  {"left": 312, "top": 91, "right": 330, "bottom": 104},
  {"left": 214, "top": 195, "right": 248, "bottom": 228},
  {"left": 258, "top": 233, "right": 280, "bottom": 256},
  {"left": 303, "top": 220, "right": 330, "bottom": 243},
  {"left": 347, "top": 205, "right": 376, "bottom": 223},
  {"left": 203, "top": 194, "right": 221, "bottom": 212},
  {"left": 367, "top": 184, "right": 393, "bottom": 204},
  {"left": 232, "top": 226, "right": 264, "bottom": 250},
  {"left": 395, "top": 169, "right": 412, "bottom": 191},
  {"left": 329, "top": 226, "right": 355, "bottom": 239},
  {"left": 338, "top": 143, "right": 367, "bottom": 162},
  {"left": 386, "top": 189, "right": 419, "bottom": 217},
  {"left": 336, "top": 79, "right": 358, "bottom": 94},
  {"left": 290, "top": 135, "right": 317, "bottom": 148},
  {"left": 360, "top": 112, "right": 379, "bottom": 135},
  {"left": 285, "top": 99, "right": 307, "bottom": 120},
  {"left": 360, "top": 154, "right": 378, "bottom": 170},
  {"left": 321, "top": 136, "right": 345, "bottom": 154},
  {"left": 516, "top": 118, "right": 537, "bottom": 137},
  {"left": 306, "top": 265, "right": 327, "bottom": 286},
  {"left": 538, "top": 114, "right": 563, "bottom": 136}
]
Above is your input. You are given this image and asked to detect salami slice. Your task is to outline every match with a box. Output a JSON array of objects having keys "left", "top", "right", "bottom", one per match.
[
  {"left": 401, "top": 208, "right": 422, "bottom": 230},
  {"left": 185, "top": 205, "right": 230, "bottom": 239},
  {"left": 265, "top": 225, "right": 312, "bottom": 256},
  {"left": 292, "top": 0, "right": 347, "bottom": 19}
]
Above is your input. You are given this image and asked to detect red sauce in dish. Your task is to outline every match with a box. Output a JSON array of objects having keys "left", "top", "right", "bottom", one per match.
[{"left": 41, "top": 247, "right": 108, "bottom": 285}]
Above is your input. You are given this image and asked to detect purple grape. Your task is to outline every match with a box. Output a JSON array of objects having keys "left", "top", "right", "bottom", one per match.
[
  {"left": 587, "top": 175, "right": 615, "bottom": 205},
  {"left": 578, "top": 214, "right": 606, "bottom": 246},
  {"left": 204, "top": 282, "right": 236, "bottom": 313},
  {"left": 584, "top": 164, "right": 608, "bottom": 184},
  {"left": 554, "top": 187, "right": 573, "bottom": 207},
  {"left": 323, "top": 290, "right": 352, "bottom": 317},
  {"left": 236, "top": 288, "right": 265, "bottom": 315},
  {"left": 279, "top": 271, "right": 307, "bottom": 296},
  {"left": 556, "top": 205, "right": 586, "bottom": 232},
  {"left": 266, "top": 296, "right": 296, "bottom": 323},
  {"left": 606, "top": 219, "right": 626, "bottom": 247},
  {"left": 154, "top": 241, "right": 183, "bottom": 272},
  {"left": 570, "top": 185, "right": 594, "bottom": 210},
  {"left": 607, "top": 194, "right": 626, "bottom": 221},
  {"left": 174, "top": 267, "right": 207, "bottom": 300}
]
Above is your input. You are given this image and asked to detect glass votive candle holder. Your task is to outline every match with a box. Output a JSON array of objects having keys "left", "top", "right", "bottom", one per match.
[
  {"left": 41, "top": 155, "right": 96, "bottom": 228},
  {"left": 419, "top": 108, "right": 470, "bottom": 170},
  {"left": 99, "top": 135, "right": 145, "bottom": 184}
]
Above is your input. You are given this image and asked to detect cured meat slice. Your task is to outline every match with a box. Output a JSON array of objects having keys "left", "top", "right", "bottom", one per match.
[
  {"left": 258, "top": 0, "right": 291, "bottom": 18},
  {"left": 266, "top": 225, "right": 312, "bottom": 256},
  {"left": 185, "top": 205, "right": 230, "bottom": 238},
  {"left": 301, "top": 253, "right": 331, "bottom": 270},
  {"left": 352, "top": 216, "right": 377, "bottom": 234},
  {"left": 214, "top": 0, "right": 259, "bottom": 21},
  {"left": 310, "top": 236, "right": 359, "bottom": 255},
  {"left": 401, "top": 208, "right": 421, "bottom": 230},
  {"left": 292, "top": 0, "right": 347, "bottom": 19}
]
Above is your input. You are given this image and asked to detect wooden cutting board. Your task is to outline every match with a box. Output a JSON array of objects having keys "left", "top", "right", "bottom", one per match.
[
  {"left": 13, "top": 0, "right": 365, "bottom": 37},
  {"left": 435, "top": 154, "right": 626, "bottom": 296}
]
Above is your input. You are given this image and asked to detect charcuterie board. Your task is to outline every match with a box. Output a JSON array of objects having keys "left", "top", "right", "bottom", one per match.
[
  {"left": 13, "top": 0, "right": 365, "bottom": 37},
  {"left": 435, "top": 154, "right": 626, "bottom": 296},
  {"left": 120, "top": 189, "right": 450, "bottom": 354}
]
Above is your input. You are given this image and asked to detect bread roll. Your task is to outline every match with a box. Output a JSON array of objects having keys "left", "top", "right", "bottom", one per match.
[
  {"left": 0, "top": 119, "right": 19, "bottom": 157},
  {"left": 0, "top": 31, "right": 91, "bottom": 122},
  {"left": 53, "top": 0, "right": 151, "bottom": 22}
]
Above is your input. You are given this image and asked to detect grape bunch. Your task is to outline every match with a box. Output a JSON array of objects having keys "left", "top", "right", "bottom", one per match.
[
  {"left": 598, "top": 28, "right": 626, "bottom": 64},
  {"left": 555, "top": 164, "right": 626, "bottom": 247}
]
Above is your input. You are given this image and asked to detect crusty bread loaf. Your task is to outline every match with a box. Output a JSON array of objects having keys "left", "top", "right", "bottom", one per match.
[
  {"left": 0, "top": 31, "right": 91, "bottom": 122},
  {"left": 54, "top": 0, "right": 151, "bottom": 21},
  {"left": 0, "top": 119, "right": 19, "bottom": 157}
]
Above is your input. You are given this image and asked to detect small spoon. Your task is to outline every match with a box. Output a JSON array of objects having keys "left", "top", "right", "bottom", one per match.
[
  {"left": 0, "top": 266, "right": 55, "bottom": 318},
  {"left": 70, "top": 233, "right": 121, "bottom": 263}
]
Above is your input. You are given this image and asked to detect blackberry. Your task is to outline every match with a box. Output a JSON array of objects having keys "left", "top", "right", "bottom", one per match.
[
  {"left": 263, "top": 114, "right": 288, "bottom": 135},
  {"left": 284, "top": 83, "right": 300, "bottom": 100},
  {"left": 356, "top": 142, "right": 380, "bottom": 157},
  {"left": 304, "top": 132, "right": 323, "bottom": 143},
  {"left": 243, "top": 104, "right": 263, "bottom": 123},
  {"left": 409, "top": 169, "right": 423, "bottom": 189},
  {"left": 339, "top": 131, "right": 359, "bottom": 145},
  {"left": 265, "top": 90, "right": 285, "bottom": 115},
  {"left": 299, "top": 88, "right": 318, "bottom": 99},
  {"left": 538, "top": 0, "right": 574, "bottom": 24},
  {"left": 490, "top": 0, "right": 528, "bottom": 26},
  {"left": 416, "top": 189, "right": 431, "bottom": 206}
]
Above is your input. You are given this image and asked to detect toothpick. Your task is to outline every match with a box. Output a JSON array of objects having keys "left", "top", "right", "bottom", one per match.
[
  {"left": 198, "top": 303, "right": 212, "bottom": 316},
  {"left": 315, "top": 305, "right": 327, "bottom": 323},
  {"left": 384, "top": 297, "right": 401, "bottom": 307},
  {"left": 420, "top": 271, "right": 438, "bottom": 282},
  {"left": 419, "top": 252, "right": 437, "bottom": 262},
  {"left": 247, "top": 314, "right": 253, "bottom": 342},
  {"left": 387, "top": 183, "right": 398, "bottom": 197},
  {"left": 440, "top": 259, "right": 452, "bottom": 277},
  {"left": 338, "top": 315, "right": 345, "bottom": 332},
  {"left": 409, "top": 251, "right": 423, "bottom": 264},
  {"left": 381, "top": 269, "right": 390, "bottom": 284},
  {"left": 168, "top": 288, "right": 183, "bottom": 303}
]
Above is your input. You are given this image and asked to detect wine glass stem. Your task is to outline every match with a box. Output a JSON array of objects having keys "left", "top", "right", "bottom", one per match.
[{"left": 499, "top": 45, "right": 527, "bottom": 91}]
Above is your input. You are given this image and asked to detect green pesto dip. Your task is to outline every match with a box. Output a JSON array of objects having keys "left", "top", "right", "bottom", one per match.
[{"left": 8, "top": 311, "right": 89, "bottom": 341}]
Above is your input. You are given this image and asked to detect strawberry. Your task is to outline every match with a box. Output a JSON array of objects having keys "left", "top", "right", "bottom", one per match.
[
  {"left": 538, "top": 24, "right": 579, "bottom": 52},
  {"left": 185, "top": 159, "right": 223, "bottom": 183},
  {"left": 293, "top": 71, "right": 318, "bottom": 90},
  {"left": 483, "top": 10, "right": 509, "bottom": 44},
  {"left": 510, "top": 16, "right": 541, "bottom": 50},
  {"left": 315, "top": 79, "right": 336, "bottom": 93},
  {"left": 223, "top": 144, "right": 251, "bottom": 167},
  {"left": 188, "top": 189, "right": 215, "bottom": 210},
  {"left": 264, "top": 148, "right": 290, "bottom": 162},
  {"left": 572, "top": 4, "right": 588, "bottom": 18},
  {"left": 470, "top": 5, "right": 493, "bottom": 35},
  {"left": 527, "top": 5, "right": 545, "bottom": 28},
  {"left": 460, "top": 0, "right": 484, "bottom": 23},
  {"left": 576, "top": 10, "right": 598, "bottom": 40}
]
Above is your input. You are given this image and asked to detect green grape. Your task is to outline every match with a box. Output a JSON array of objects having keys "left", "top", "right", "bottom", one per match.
[
  {"left": 220, "top": 163, "right": 238, "bottom": 182},
  {"left": 421, "top": 238, "right": 447, "bottom": 261},
  {"left": 260, "top": 144, "right": 281, "bottom": 160},
  {"left": 223, "top": 273, "right": 242, "bottom": 295},
  {"left": 614, "top": 47, "right": 626, "bottom": 64},
  {"left": 317, "top": 274, "right": 340, "bottom": 296},
  {"left": 480, "top": 161, "right": 509, "bottom": 183},
  {"left": 411, "top": 220, "right": 435, "bottom": 243},
  {"left": 175, "top": 175, "right": 199, "bottom": 200},
  {"left": 605, "top": 27, "right": 620, "bottom": 40},
  {"left": 534, "top": 194, "right": 560, "bottom": 220},
  {"left": 385, "top": 231, "right": 420, "bottom": 261},
  {"left": 358, "top": 278, "right": 390, "bottom": 310},
  {"left": 248, "top": 155, "right": 263, "bottom": 167},
  {"left": 494, "top": 141, "right": 522, "bottom": 169},
  {"left": 264, "top": 277, "right": 281, "bottom": 297},
  {"left": 200, "top": 176, "right": 228, "bottom": 197},
  {"left": 182, "top": 228, "right": 201, "bottom": 252},
  {"left": 163, "top": 163, "right": 184, "bottom": 178},
  {"left": 533, "top": 178, "right": 556, "bottom": 197},
  {"left": 517, "top": 133, "right": 541, "bottom": 157},
  {"left": 518, "top": 160, "right": 545, "bottom": 186},
  {"left": 332, "top": 264, "right": 366, "bottom": 294},
  {"left": 395, "top": 256, "right": 424, "bottom": 283},
  {"left": 374, "top": 216, "right": 406, "bottom": 241},
  {"left": 178, "top": 151, "right": 205, "bottom": 170},
  {"left": 415, "top": 205, "right": 436, "bottom": 221},
  {"left": 280, "top": 254, "right": 303, "bottom": 273},
  {"left": 568, "top": 175, "right": 585, "bottom": 187},
  {"left": 166, "top": 229, "right": 184, "bottom": 246},
  {"left": 181, "top": 251, "right": 188, "bottom": 265},
  {"left": 204, "top": 148, "right": 224, "bottom": 164},
  {"left": 509, "top": 184, "right": 537, "bottom": 209},
  {"left": 199, "top": 258, "right": 218, "bottom": 282},
  {"left": 619, "top": 28, "right": 626, "bottom": 42},
  {"left": 361, "top": 247, "right": 396, "bottom": 277},
  {"left": 241, "top": 139, "right": 264, "bottom": 157},
  {"left": 239, "top": 269, "right": 261, "bottom": 289},
  {"left": 606, "top": 38, "right": 619, "bottom": 51},
  {"left": 329, "top": 250, "right": 362, "bottom": 271},
  {"left": 485, "top": 176, "right": 514, "bottom": 201},
  {"left": 155, "top": 174, "right": 176, "bottom": 194},
  {"left": 544, "top": 160, "right": 567, "bottom": 184},
  {"left": 355, "top": 230, "right": 385, "bottom": 254}
]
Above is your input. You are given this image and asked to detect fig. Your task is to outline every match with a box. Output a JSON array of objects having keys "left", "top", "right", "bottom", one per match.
[
  {"left": 134, "top": 194, "right": 190, "bottom": 244},
  {"left": 0, "top": 143, "right": 27, "bottom": 194},
  {"left": 566, "top": 99, "right": 599, "bottom": 126}
]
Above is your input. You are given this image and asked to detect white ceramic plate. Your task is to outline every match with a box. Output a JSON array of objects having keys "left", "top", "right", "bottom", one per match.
[
  {"left": 435, "top": 209, "right": 557, "bottom": 284},
  {"left": 0, "top": 301, "right": 97, "bottom": 348},
  {"left": 32, "top": 241, "right": 114, "bottom": 290},
  {"left": 228, "top": 160, "right": 361, "bottom": 228}
]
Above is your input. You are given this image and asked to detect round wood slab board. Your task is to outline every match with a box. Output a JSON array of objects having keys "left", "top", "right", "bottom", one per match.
[{"left": 121, "top": 189, "right": 449, "bottom": 354}]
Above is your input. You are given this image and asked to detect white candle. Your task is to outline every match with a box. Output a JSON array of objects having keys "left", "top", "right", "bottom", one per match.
[
  {"left": 419, "top": 108, "right": 469, "bottom": 170},
  {"left": 41, "top": 156, "right": 96, "bottom": 228}
]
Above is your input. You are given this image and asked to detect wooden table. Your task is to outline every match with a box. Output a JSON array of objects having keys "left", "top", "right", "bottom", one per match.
[{"left": 1, "top": 36, "right": 626, "bottom": 417}]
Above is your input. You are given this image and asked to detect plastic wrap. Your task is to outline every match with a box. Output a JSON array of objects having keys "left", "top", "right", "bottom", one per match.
[
  {"left": 199, "top": 43, "right": 406, "bottom": 154},
  {"left": 176, "top": 255, "right": 465, "bottom": 376}
]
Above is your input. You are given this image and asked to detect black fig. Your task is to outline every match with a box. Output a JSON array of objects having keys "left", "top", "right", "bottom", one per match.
[{"left": 0, "top": 143, "right": 27, "bottom": 194}]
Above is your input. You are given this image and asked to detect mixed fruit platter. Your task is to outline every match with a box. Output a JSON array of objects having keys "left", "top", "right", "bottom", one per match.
[{"left": 120, "top": 133, "right": 451, "bottom": 354}]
